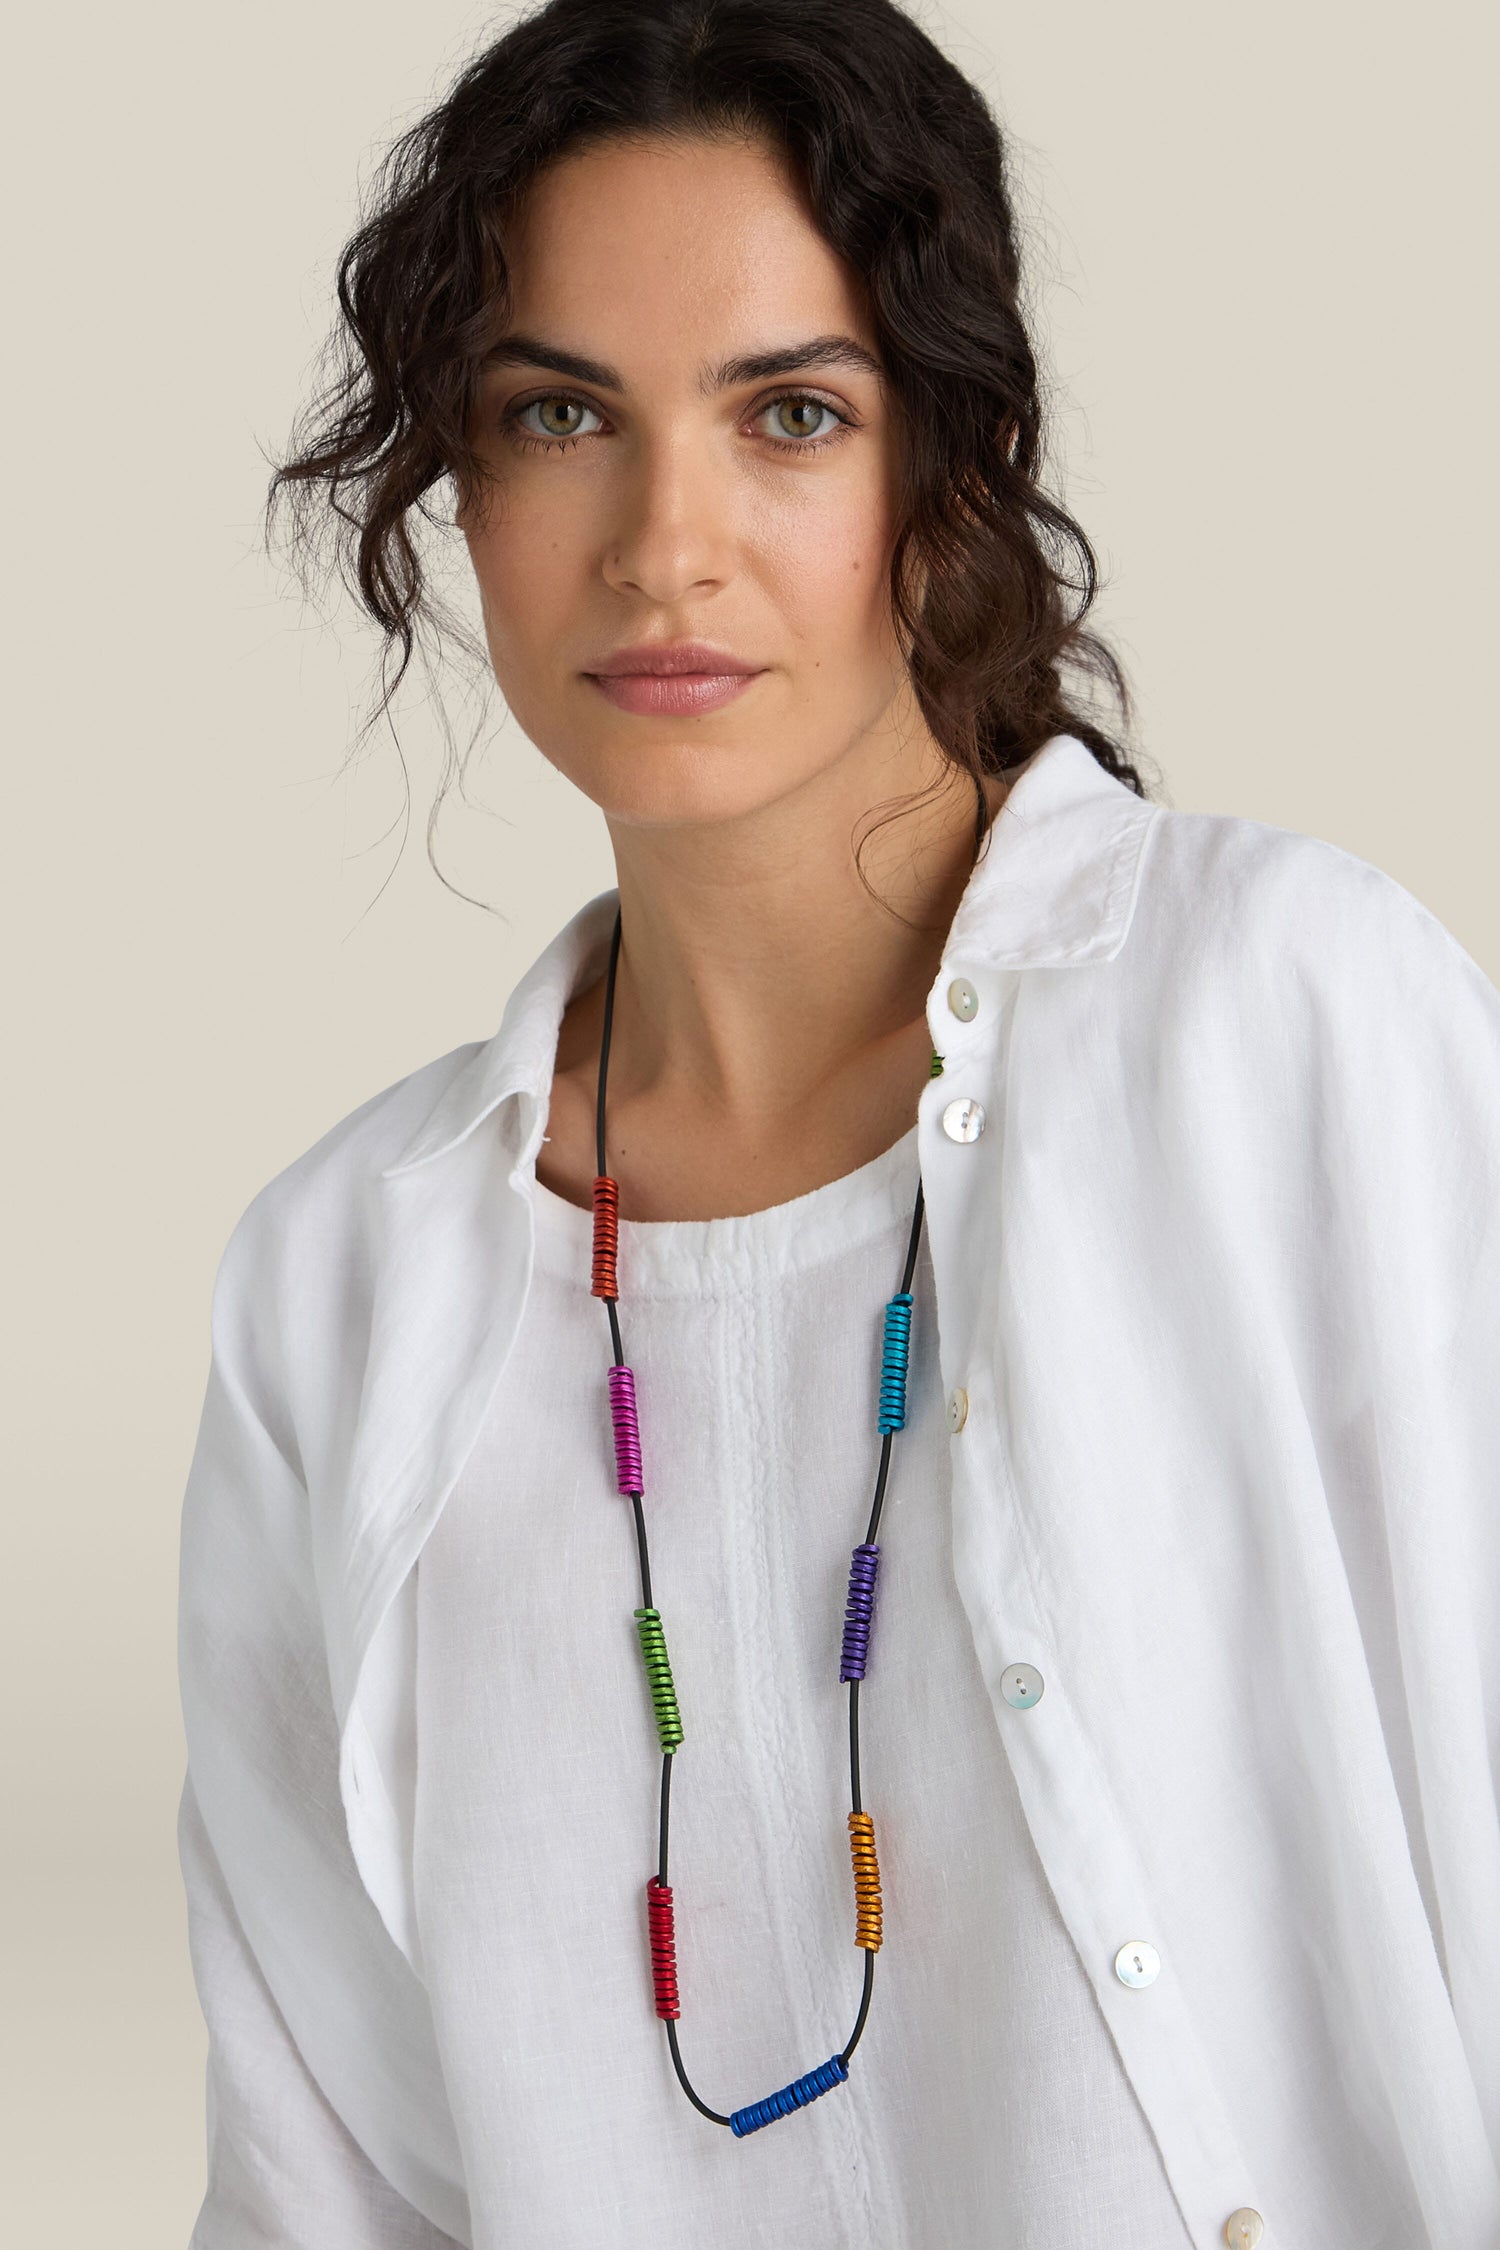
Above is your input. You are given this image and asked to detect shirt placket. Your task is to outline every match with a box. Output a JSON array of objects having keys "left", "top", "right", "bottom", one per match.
[{"left": 919, "top": 956, "right": 1269, "bottom": 2250}]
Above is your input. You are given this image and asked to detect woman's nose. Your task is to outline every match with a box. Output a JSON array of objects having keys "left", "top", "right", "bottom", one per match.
[{"left": 601, "top": 431, "right": 735, "bottom": 604}]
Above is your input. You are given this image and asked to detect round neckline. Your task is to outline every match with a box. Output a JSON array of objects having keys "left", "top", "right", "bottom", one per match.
[{"left": 527, "top": 1120, "right": 922, "bottom": 1297}]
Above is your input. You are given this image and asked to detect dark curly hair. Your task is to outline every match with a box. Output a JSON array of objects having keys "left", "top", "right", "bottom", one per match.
[{"left": 268, "top": 0, "right": 1150, "bottom": 882}]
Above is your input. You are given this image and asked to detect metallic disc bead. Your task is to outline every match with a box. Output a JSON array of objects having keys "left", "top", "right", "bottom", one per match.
[
  {"left": 608, "top": 1363, "right": 644, "bottom": 1495},
  {"left": 877, "top": 1293, "right": 914, "bottom": 1433},
  {"left": 728, "top": 2053, "right": 849, "bottom": 2137},
  {"left": 645, "top": 1876, "right": 681, "bottom": 2019},
  {"left": 633, "top": 1607, "right": 684, "bottom": 1753},
  {"left": 839, "top": 1543, "right": 881, "bottom": 1682},
  {"left": 848, "top": 1810, "right": 883, "bottom": 1951},
  {"left": 590, "top": 1174, "right": 620, "bottom": 1299}
]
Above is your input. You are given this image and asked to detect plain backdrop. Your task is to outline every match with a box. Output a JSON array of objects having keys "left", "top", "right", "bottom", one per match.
[{"left": 2, "top": 0, "right": 1495, "bottom": 2236}]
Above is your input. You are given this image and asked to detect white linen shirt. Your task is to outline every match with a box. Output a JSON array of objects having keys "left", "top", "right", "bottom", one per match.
[
  {"left": 409, "top": 1121, "right": 1194, "bottom": 2248},
  {"left": 176, "top": 731, "right": 1500, "bottom": 2249}
]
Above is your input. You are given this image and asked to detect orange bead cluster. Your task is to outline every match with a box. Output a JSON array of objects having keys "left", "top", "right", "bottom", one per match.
[
  {"left": 847, "top": 1812, "right": 883, "bottom": 1951},
  {"left": 591, "top": 1173, "right": 620, "bottom": 1299}
]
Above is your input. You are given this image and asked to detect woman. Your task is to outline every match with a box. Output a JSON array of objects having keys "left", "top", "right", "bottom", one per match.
[{"left": 174, "top": 3, "right": 1500, "bottom": 2246}]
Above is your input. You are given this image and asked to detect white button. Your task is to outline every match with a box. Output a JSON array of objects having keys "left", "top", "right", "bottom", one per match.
[
  {"left": 1113, "top": 1940, "right": 1160, "bottom": 1988},
  {"left": 941, "top": 1097, "right": 985, "bottom": 1143},
  {"left": 946, "top": 976, "right": 979, "bottom": 1021},
  {"left": 1000, "top": 1663, "right": 1044, "bottom": 1708},
  {"left": 1223, "top": 2213, "right": 1264, "bottom": 2249},
  {"left": 946, "top": 1386, "right": 969, "bottom": 1432}
]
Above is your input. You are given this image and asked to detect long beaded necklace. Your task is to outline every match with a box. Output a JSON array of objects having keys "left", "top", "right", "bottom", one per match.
[{"left": 587, "top": 905, "right": 943, "bottom": 2138}]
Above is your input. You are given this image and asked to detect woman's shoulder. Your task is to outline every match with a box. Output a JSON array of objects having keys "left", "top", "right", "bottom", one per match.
[
  {"left": 206, "top": 1037, "right": 487, "bottom": 1353},
  {"left": 1133, "top": 793, "right": 1494, "bottom": 1018},
  {"left": 1107, "top": 797, "right": 1500, "bottom": 1177},
  {"left": 253, "top": 1035, "right": 480, "bottom": 1209}
]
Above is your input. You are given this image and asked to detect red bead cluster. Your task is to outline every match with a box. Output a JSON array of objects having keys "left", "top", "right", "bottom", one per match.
[{"left": 646, "top": 1876, "right": 681, "bottom": 2018}]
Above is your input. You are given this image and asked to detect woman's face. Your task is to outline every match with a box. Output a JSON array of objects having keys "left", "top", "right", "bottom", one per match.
[{"left": 460, "top": 131, "right": 921, "bottom": 833}]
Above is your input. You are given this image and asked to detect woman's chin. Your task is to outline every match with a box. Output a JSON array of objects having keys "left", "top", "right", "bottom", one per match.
[
  {"left": 544, "top": 726, "right": 817, "bottom": 833},
  {"left": 588, "top": 770, "right": 800, "bottom": 833}
]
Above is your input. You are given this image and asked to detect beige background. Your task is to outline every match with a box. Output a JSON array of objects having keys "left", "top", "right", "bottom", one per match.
[{"left": 3, "top": 0, "right": 1494, "bottom": 2236}]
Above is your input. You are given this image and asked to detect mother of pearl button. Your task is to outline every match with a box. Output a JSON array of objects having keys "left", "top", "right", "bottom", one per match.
[
  {"left": 1113, "top": 1939, "right": 1160, "bottom": 1988},
  {"left": 1000, "top": 1663, "right": 1044, "bottom": 1708},
  {"left": 940, "top": 1096, "right": 985, "bottom": 1143}
]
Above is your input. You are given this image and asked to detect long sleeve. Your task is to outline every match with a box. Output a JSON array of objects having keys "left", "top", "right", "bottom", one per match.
[
  {"left": 176, "top": 1190, "right": 471, "bottom": 2247},
  {"left": 1302, "top": 861, "right": 1500, "bottom": 2149},
  {"left": 178, "top": 1771, "right": 463, "bottom": 2250}
]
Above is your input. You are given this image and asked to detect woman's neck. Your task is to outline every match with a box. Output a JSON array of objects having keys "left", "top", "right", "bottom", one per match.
[{"left": 539, "top": 734, "right": 1012, "bottom": 1221}]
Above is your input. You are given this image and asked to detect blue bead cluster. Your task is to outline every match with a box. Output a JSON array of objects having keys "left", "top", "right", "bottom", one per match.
[
  {"left": 728, "top": 2053, "right": 850, "bottom": 2136},
  {"left": 877, "top": 1292, "right": 914, "bottom": 1432}
]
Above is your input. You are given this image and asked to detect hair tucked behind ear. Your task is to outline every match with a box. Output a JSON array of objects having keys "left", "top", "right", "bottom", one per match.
[{"left": 268, "top": 0, "right": 1151, "bottom": 892}]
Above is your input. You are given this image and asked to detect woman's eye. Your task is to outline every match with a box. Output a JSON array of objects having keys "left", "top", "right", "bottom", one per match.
[
  {"left": 502, "top": 389, "right": 851, "bottom": 454},
  {"left": 759, "top": 394, "right": 845, "bottom": 446},
  {"left": 508, "top": 395, "right": 605, "bottom": 445}
]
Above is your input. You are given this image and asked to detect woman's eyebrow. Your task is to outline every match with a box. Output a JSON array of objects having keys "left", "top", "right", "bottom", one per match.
[
  {"left": 481, "top": 332, "right": 884, "bottom": 390},
  {"left": 481, "top": 336, "right": 617, "bottom": 385},
  {"left": 717, "top": 336, "right": 884, "bottom": 387}
]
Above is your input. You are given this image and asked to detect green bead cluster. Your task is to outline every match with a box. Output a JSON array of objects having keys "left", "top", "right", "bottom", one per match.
[
  {"left": 929, "top": 1048, "right": 944, "bottom": 1076},
  {"left": 634, "top": 1606, "right": 685, "bottom": 1753}
]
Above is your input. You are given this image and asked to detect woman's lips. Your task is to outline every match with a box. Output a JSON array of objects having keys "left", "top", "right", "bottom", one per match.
[{"left": 585, "top": 669, "right": 764, "bottom": 716}]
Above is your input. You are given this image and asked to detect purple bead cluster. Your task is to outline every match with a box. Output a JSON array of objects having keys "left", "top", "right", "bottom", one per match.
[{"left": 839, "top": 1541, "right": 882, "bottom": 1681}]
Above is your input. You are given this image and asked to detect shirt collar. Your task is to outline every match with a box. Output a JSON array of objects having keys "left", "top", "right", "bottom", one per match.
[{"left": 381, "top": 730, "right": 1158, "bottom": 1179}]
